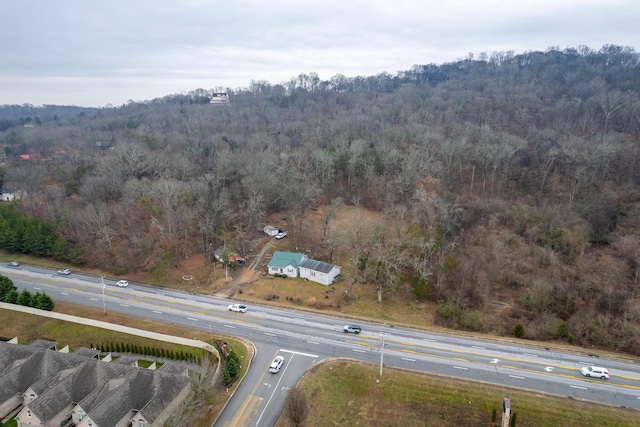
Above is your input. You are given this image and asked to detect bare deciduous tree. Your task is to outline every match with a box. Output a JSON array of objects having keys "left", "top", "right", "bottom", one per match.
[{"left": 285, "top": 388, "right": 309, "bottom": 427}]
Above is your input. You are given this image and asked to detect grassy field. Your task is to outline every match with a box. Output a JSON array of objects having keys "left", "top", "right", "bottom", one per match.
[{"left": 278, "top": 360, "right": 640, "bottom": 427}]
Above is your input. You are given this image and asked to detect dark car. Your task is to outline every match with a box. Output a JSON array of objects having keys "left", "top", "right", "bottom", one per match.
[{"left": 343, "top": 325, "right": 362, "bottom": 334}]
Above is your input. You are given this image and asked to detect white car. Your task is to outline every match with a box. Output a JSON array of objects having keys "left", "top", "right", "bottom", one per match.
[
  {"left": 580, "top": 366, "right": 609, "bottom": 379},
  {"left": 275, "top": 231, "right": 287, "bottom": 240},
  {"left": 115, "top": 280, "right": 129, "bottom": 288},
  {"left": 269, "top": 356, "right": 284, "bottom": 373},
  {"left": 228, "top": 304, "right": 248, "bottom": 313},
  {"left": 58, "top": 268, "right": 71, "bottom": 275}
]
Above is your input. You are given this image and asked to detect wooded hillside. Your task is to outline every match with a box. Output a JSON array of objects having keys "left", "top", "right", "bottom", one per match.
[{"left": 2, "top": 44, "right": 640, "bottom": 353}]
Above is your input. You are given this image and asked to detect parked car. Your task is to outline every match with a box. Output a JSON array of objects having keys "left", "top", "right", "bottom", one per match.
[
  {"left": 115, "top": 280, "right": 129, "bottom": 288},
  {"left": 275, "top": 231, "right": 287, "bottom": 240},
  {"left": 343, "top": 325, "right": 362, "bottom": 334},
  {"left": 269, "top": 356, "right": 285, "bottom": 373},
  {"left": 228, "top": 303, "right": 248, "bottom": 313},
  {"left": 57, "top": 268, "right": 71, "bottom": 275},
  {"left": 580, "top": 366, "right": 609, "bottom": 379},
  {"left": 7, "top": 261, "right": 20, "bottom": 267}
]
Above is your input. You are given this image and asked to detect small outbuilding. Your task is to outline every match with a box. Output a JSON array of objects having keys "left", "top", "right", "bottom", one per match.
[{"left": 263, "top": 225, "right": 280, "bottom": 237}]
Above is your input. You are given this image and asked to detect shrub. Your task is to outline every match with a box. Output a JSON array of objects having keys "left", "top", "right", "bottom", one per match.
[
  {"left": 222, "top": 369, "right": 231, "bottom": 386},
  {"left": 514, "top": 323, "right": 525, "bottom": 338},
  {"left": 436, "top": 299, "right": 461, "bottom": 319},
  {"left": 460, "top": 310, "right": 485, "bottom": 332}
]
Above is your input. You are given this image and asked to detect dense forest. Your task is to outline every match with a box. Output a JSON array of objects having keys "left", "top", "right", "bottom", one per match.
[{"left": 2, "top": 44, "right": 640, "bottom": 353}]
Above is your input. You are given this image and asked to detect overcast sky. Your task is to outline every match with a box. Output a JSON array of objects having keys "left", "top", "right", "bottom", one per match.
[{"left": 1, "top": 0, "right": 638, "bottom": 107}]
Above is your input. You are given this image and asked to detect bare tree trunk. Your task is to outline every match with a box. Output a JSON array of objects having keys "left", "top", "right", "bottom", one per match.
[{"left": 470, "top": 165, "right": 475, "bottom": 192}]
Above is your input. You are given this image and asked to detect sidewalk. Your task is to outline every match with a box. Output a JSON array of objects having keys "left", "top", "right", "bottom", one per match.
[{"left": 0, "top": 302, "right": 220, "bottom": 359}]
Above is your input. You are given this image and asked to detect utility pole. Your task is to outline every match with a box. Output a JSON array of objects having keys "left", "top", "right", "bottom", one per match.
[
  {"left": 101, "top": 276, "right": 106, "bottom": 315},
  {"left": 379, "top": 323, "right": 387, "bottom": 377}
]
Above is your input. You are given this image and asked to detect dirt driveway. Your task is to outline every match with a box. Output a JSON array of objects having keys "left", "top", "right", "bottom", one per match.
[{"left": 213, "top": 238, "right": 275, "bottom": 298}]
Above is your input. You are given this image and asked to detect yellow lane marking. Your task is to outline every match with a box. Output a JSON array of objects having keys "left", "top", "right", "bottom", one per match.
[{"left": 229, "top": 350, "right": 280, "bottom": 427}]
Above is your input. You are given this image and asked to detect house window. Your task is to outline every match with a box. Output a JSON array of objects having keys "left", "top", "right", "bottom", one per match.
[
  {"left": 88, "top": 421, "right": 93, "bottom": 426},
  {"left": 139, "top": 422, "right": 145, "bottom": 427},
  {"left": 27, "top": 410, "right": 31, "bottom": 417}
]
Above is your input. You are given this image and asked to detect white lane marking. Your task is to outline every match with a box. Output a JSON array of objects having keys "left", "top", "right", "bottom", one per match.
[
  {"left": 153, "top": 310, "right": 162, "bottom": 314},
  {"left": 224, "top": 325, "right": 236, "bottom": 329},
  {"left": 509, "top": 375, "right": 525, "bottom": 380},
  {"left": 280, "top": 349, "right": 319, "bottom": 358},
  {"left": 544, "top": 367, "right": 555, "bottom": 372},
  {"left": 264, "top": 332, "right": 276, "bottom": 336},
  {"left": 90, "top": 298, "right": 98, "bottom": 301},
  {"left": 401, "top": 357, "right": 416, "bottom": 362},
  {"left": 61, "top": 292, "right": 69, "bottom": 295},
  {"left": 120, "top": 304, "right": 129, "bottom": 307},
  {"left": 187, "top": 317, "right": 197, "bottom": 321},
  {"left": 472, "top": 346, "right": 485, "bottom": 350},
  {"left": 306, "top": 341, "right": 319, "bottom": 345},
  {"left": 490, "top": 358, "right": 500, "bottom": 364},
  {"left": 523, "top": 353, "right": 537, "bottom": 357},
  {"left": 453, "top": 366, "right": 468, "bottom": 370},
  {"left": 352, "top": 349, "right": 366, "bottom": 353},
  {"left": 570, "top": 385, "right": 587, "bottom": 390}
]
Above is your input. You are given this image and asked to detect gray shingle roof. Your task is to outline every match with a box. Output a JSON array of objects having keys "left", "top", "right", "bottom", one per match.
[
  {"left": 299, "top": 258, "right": 336, "bottom": 274},
  {"left": 0, "top": 340, "right": 193, "bottom": 426}
]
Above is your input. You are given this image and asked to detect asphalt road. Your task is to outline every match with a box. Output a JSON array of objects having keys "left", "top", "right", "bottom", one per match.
[{"left": 2, "top": 264, "right": 640, "bottom": 425}]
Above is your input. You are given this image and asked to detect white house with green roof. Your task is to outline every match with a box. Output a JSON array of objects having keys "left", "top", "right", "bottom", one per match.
[
  {"left": 267, "top": 251, "right": 307, "bottom": 278},
  {"left": 267, "top": 251, "right": 342, "bottom": 285}
]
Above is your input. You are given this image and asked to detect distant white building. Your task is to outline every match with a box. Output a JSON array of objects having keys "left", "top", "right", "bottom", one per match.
[
  {"left": 209, "top": 92, "right": 230, "bottom": 104},
  {"left": 0, "top": 188, "right": 20, "bottom": 202}
]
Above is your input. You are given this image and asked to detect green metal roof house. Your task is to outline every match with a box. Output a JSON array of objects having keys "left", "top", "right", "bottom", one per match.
[{"left": 267, "top": 251, "right": 307, "bottom": 278}]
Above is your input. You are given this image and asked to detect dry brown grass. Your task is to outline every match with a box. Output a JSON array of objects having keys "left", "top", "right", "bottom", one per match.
[{"left": 277, "top": 360, "right": 640, "bottom": 427}]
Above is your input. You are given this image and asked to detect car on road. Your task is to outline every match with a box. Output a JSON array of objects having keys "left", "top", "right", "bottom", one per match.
[
  {"left": 275, "top": 231, "right": 287, "bottom": 240},
  {"left": 228, "top": 303, "right": 248, "bottom": 313},
  {"left": 7, "top": 261, "right": 20, "bottom": 267},
  {"left": 269, "top": 356, "right": 284, "bottom": 373},
  {"left": 343, "top": 325, "right": 362, "bottom": 334},
  {"left": 57, "top": 268, "right": 71, "bottom": 275},
  {"left": 115, "top": 280, "right": 129, "bottom": 288},
  {"left": 580, "top": 366, "right": 609, "bottom": 379}
]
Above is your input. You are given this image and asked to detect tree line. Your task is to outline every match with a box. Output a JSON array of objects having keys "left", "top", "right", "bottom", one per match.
[
  {"left": 0, "top": 275, "right": 55, "bottom": 311},
  {"left": 1, "top": 43, "right": 640, "bottom": 353}
]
